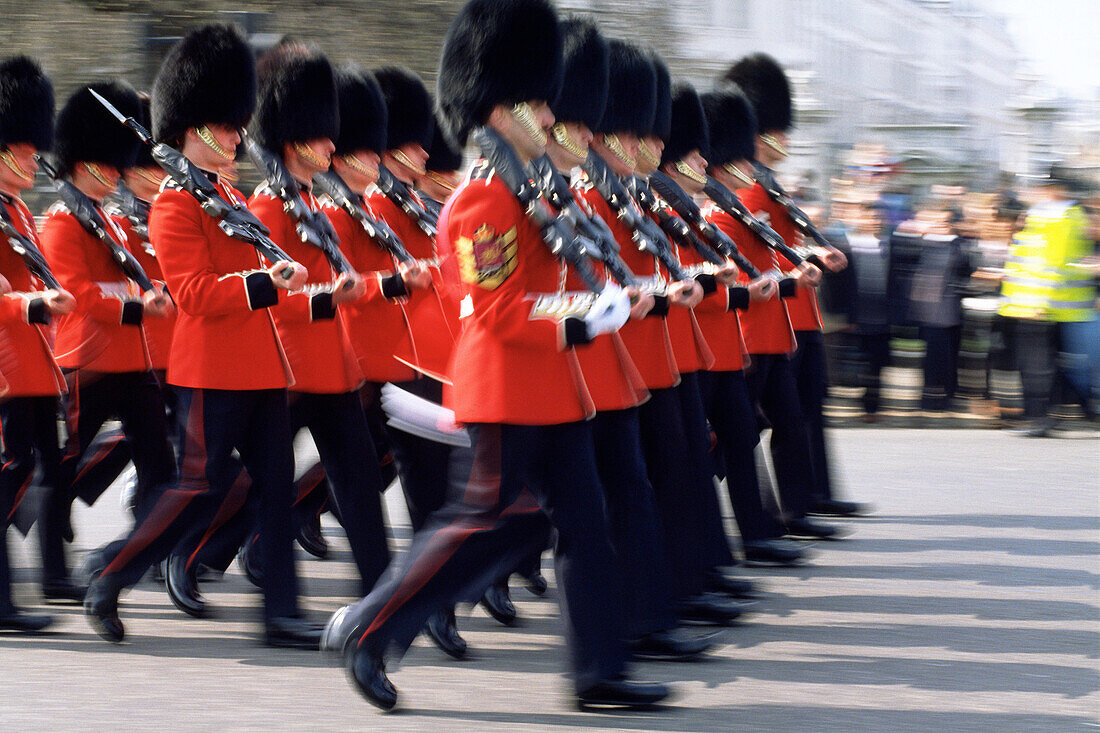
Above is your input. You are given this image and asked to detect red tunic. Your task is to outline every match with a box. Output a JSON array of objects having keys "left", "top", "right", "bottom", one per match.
[
  {"left": 150, "top": 181, "right": 291, "bottom": 391},
  {"left": 580, "top": 186, "right": 679, "bottom": 390},
  {"left": 41, "top": 205, "right": 150, "bottom": 373},
  {"left": 250, "top": 190, "right": 362, "bottom": 395},
  {"left": 438, "top": 173, "right": 594, "bottom": 425},
  {"left": 324, "top": 199, "right": 417, "bottom": 383},
  {"left": 367, "top": 190, "right": 459, "bottom": 382},
  {"left": 669, "top": 225, "right": 744, "bottom": 372},
  {"left": 739, "top": 182, "right": 822, "bottom": 332},
  {"left": 705, "top": 204, "right": 795, "bottom": 355},
  {"left": 0, "top": 196, "right": 65, "bottom": 396},
  {"left": 646, "top": 206, "right": 713, "bottom": 375},
  {"left": 118, "top": 215, "right": 175, "bottom": 370}
]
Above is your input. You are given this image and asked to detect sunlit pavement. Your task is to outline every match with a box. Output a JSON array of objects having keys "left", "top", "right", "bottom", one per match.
[{"left": 2, "top": 427, "right": 1097, "bottom": 732}]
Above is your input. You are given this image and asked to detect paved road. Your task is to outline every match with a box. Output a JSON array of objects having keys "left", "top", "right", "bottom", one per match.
[{"left": 1, "top": 428, "right": 1097, "bottom": 732}]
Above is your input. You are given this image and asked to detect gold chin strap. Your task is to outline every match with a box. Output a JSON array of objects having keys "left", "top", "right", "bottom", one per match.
[
  {"left": 637, "top": 141, "right": 661, "bottom": 170},
  {"left": 425, "top": 170, "right": 456, "bottom": 193},
  {"left": 724, "top": 162, "right": 756, "bottom": 187},
  {"left": 391, "top": 148, "right": 426, "bottom": 176},
  {"left": 674, "top": 160, "right": 706, "bottom": 185},
  {"left": 293, "top": 142, "right": 331, "bottom": 169},
  {"left": 550, "top": 123, "right": 587, "bottom": 161},
  {"left": 602, "top": 134, "right": 636, "bottom": 168},
  {"left": 195, "top": 125, "right": 236, "bottom": 161},
  {"left": 341, "top": 154, "right": 378, "bottom": 184},
  {"left": 511, "top": 102, "right": 548, "bottom": 148},
  {"left": 134, "top": 167, "right": 166, "bottom": 187},
  {"left": 0, "top": 149, "right": 34, "bottom": 181},
  {"left": 760, "top": 133, "right": 789, "bottom": 157},
  {"left": 84, "top": 162, "right": 115, "bottom": 188}
]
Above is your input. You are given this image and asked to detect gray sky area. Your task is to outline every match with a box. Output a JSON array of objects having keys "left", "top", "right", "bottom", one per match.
[{"left": 982, "top": 0, "right": 1100, "bottom": 97}]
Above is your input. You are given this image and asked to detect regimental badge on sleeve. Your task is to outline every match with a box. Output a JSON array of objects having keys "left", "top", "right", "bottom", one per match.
[{"left": 454, "top": 223, "right": 518, "bottom": 289}]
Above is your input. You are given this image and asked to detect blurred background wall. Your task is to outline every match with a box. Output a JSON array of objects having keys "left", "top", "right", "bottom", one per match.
[{"left": 1, "top": 0, "right": 1096, "bottom": 209}]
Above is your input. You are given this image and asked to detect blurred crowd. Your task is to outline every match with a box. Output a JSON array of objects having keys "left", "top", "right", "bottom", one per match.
[{"left": 801, "top": 148, "right": 1099, "bottom": 434}]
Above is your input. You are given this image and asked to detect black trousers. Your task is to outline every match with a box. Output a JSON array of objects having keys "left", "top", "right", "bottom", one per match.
[
  {"left": 591, "top": 407, "right": 676, "bottom": 639},
  {"left": 790, "top": 331, "right": 835, "bottom": 503},
  {"left": 698, "top": 370, "right": 785, "bottom": 542},
  {"left": 638, "top": 384, "right": 709, "bottom": 602},
  {"left": 675, "top": 373, "right": 736, "bottom": 569},
  {"left": 94, "top": 388, "right": 300, "bottom": 621},
  {"left": 920, "top": 325, "right": 961, "bottom": 411},
  {"left": 385, "top": 377, "right": 550, "bottom": 582},
  {"left": 339, "top": 422, "right": 625, "bottom": 693},
  {"left": 0, "top": 396, "right": 62, "bottom": 610},
  {"left": 744, "top": 353, "right": 814, "bottom": 519},
  {"left": 192, "top": 390, "right": 391, "bottom": 596},
  {"left": 1012, "top": 319, "right": 1059, "bottom": 420},
  {"left": 858, "top": 332, "right": 892, "bottom": 415},
  {"left": 52, "top": 370, "right": 174, "bottom": 582}
]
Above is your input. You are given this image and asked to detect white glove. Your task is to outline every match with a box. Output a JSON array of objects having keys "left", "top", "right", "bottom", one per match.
[{"left": 583, "top": 282, "right": 631, "bottom": 339}]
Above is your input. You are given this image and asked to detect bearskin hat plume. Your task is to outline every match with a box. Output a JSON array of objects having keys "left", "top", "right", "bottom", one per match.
[
  {"left": 437, "top": 0, "right": 563, "bottom": 147},
  {"left": 152, "top": 23, "right": 257, "bottom": 145},
  {"left": 0, "top": 56, "right": 54, "bottom": 151},
  {"left": 721, "top": 53, "right": 792, "bottom": 133},
  {"left": 55, "top": 80, "right": 142, "bottom": 177}
]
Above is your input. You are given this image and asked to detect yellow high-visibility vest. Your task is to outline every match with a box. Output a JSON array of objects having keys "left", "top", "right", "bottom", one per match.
[{"left": 999, "top": 201, "right": 1096, "bottom": 322}]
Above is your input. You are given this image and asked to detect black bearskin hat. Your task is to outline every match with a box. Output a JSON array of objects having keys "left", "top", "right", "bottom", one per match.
[
  {"left": 426, "top": 115, "right": 464, "bottom": 173},
  {"left": 722, "top": 53, "right": 792, "bottom": 133},
  {"left": 333, "top": 65, "right": 387, "bottom": 156},
  {"left": 700, "top": 88, "right": 757, "bottom": 166},
  {"left": 133, "top": 94, "right": 156, "bottom": 169},
  {"left": 152, "top": 23, "right": 257, "bottom": 145},
  {"left": 550, "top": 16, "right": 609, "bottom": 131},
  {"left": 55, "top": 80, "right": 142, "bottom": 177},
  {"left": 373, "top": 66, "right": 434, "bottom": 151},
  {"left": 437, "top": 0, "right": 563, "bottom": 146},
  {"left": 661, "top": 83, "right": 708, "bottom": 166},
  {"left": 594, "top": 40, "right": 655, "bottom": 137},
  {"left": 253, "top": 41, "right": 339, "bottom": 153},
  {"left": 0, "top": 56, "right": 54, "bottom": 151},
  {"left": 649, "top": 52, "right": 672, "bottom": 141}
]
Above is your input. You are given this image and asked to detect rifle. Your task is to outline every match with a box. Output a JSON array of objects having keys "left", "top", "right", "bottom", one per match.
[
  {"left": 416, "top": 190, "right": 444, "bottom": 221},
  {"left": 629, "top": 175, "right": 725, "bottom": 268},
  {"left": 242, "top": 132, "right": 355, "bottom": 286},
  {"left": 0, "top": 203, "right": 61, "bottom": 290},
  {"left": 313, "top": 171, "right": 414, "bottom": 264},
  {"left": 110, "top": 180, "right": 151, "bottom": 245},
  {"left": 579, "top": 150, "right": 690, "bottom": 283},
  {"left": 751, "top": 162, "right": 833, "bottom": 259},
  {"left": 89, "top": 89, "right": 298, "bottom": 280},
  {"left": 530, "top": 155, "right": 638, "bottom": 289},
  {"left": 647, "top": 171, "right": 762, "bottom": 279},
  {"left": 469, "top": 126, "right": 603, "bottom": 293},
  {"left": 36, "top": 155, "right": 154, "bottom": 292},
  {"left": 376, "top": 164, "right": 437, "bottom": 238},
  {"left": 702, "top": 175, "right": 805, "bottom": 266}
]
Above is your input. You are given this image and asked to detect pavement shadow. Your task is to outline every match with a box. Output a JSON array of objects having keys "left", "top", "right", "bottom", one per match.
[
  {"left": 774, "top": 562, "right": 1099, "bottom": 589},
  {"left": 397, "top": 704, "right": 1096, "bottom": 732},
  {"left": 859, "top": 514, "right": 1100, "bottom": 531}
]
